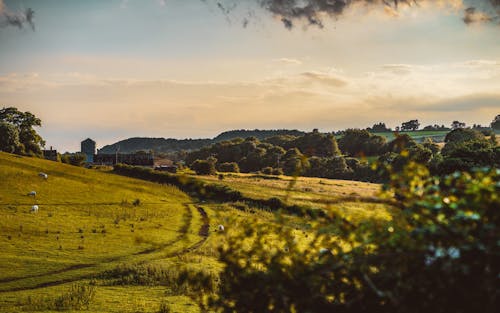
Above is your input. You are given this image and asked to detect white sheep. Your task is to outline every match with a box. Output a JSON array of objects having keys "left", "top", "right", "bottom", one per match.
[
  {"left": 27, "top": 191, "right": 37, "bottom": 197},
  {"left": 217, "top": 224, "right": 225, "bottom": 232},
  {"left": 38, "top": 172, "right": 48, "bottom": 179},
  {"left": 319, "top": 248, "right": 331, "bottom": 255},
  {"left": 31, "top": 205, "right": 39, "bottom": 213}
]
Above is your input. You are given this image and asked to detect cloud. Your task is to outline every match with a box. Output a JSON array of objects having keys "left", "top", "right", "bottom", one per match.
[
  {"left": 420, "top": 93, "right": 500, "bottom": 111},
  {"left": 205, "top": 0, "right": 500, "bottom": 29},
  {"left": 381, "top": 64, "right": 415, "bottom": 75},
  {"left": 0, "top": 0, "right": 35, "bottom": 31},
  {"left": 274, "top": 58, "right": 303, "bottom": 65},
  {"left": 463, "top": 6, "right": 494, "bottom": 24},
  {"left": 299, "top": 71, "right": 349, "bottom": 87}
]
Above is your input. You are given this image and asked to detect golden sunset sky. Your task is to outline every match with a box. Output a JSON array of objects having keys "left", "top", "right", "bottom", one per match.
[{"left": 1, "top": 0, "right": 499, "bottom": 151}]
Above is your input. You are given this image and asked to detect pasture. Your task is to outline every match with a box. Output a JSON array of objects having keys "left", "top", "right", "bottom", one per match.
[
  {"left": 0, "top": 152, "right": 394, "bottom": 312},
  {"left": 0, "top": 152, "right": 212, "bottom": 312},
  {"left": 369, "top": 130, "right": 449, "bottom": 142}
]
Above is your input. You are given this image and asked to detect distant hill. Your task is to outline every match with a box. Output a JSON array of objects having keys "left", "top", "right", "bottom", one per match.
[
  {"left": 98, "top": 129, "right": 307, "bottom": 154},
  {"left": 213, "top": 129, "right": 306, "bottom": 142},
  {"left": 98, "top": 137, "right": 213, "bottom": 154}
]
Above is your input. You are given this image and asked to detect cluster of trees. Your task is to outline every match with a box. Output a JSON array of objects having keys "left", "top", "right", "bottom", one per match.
[
  {"left": 185, "top": 131, "right": 366, "bottom": 179},
  {"left": 186, "top": 115, "right": 499, "bottom": 182},
  {"left": 0, "top": 107, "right": 45, "bottom": 156}
]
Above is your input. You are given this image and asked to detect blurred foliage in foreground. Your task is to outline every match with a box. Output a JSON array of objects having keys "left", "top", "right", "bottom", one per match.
[{"left": 186, "top": 163, "right": 499, "bottom": 313}]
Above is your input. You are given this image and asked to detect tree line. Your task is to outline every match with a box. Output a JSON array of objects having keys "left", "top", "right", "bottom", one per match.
[{"left": 185, "top": 116, "right": 500, "bottom": 181}]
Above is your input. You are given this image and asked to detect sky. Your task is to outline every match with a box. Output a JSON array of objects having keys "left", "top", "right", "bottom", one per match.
[{"left": 0, "top": 0, "right": 499, "bottom": 152}]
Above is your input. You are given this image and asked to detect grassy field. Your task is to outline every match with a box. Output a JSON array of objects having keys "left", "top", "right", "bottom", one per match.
[
  {"left": 0, "top": 152, "right": 394, "bottom": 312},
  {"left": 193, "top": 173, "right": 396, "bottom": 224},
  {"left": 0, "top": 152, "right": 213, "bottom": 312},
  {"left": 370, "top": 130, "right": 449, "bottom": 142}
]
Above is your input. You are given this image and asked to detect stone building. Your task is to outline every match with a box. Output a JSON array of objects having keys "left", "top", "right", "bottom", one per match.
[{"left": 81, "top": 138, "right": 96, "bottom": 163}]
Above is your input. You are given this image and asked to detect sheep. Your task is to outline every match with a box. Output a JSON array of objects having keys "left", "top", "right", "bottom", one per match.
[
  {"left": 31, "top": 205, "right": 39, "bottom": 213},
  {"left": 38, "top": 172, "right": 48, "bottom": 179},
  {"left": 319, "top": 248, "right": 331, "bottom": 255},
  {"left": 217, "top": 224, "right": 225, "bottom": 232},
  {"left": 27, "top": 191, "right": 36, "bottom": 197}
]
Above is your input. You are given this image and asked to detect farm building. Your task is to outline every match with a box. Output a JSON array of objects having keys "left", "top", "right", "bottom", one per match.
[
  {"left": 42, "top": 147, "right": 58, "bottom": 161},
  {"left": 94, "top": 151, "right": 154, "bottom": 166},
  {"left": 81, "top": 138, "right": 96, "bottom": 163}
]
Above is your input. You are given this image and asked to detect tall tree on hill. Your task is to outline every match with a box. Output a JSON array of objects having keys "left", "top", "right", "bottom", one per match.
[
  {"left": 401, "top": 119, "right": 420, "bottom": 131},
  {"left": 491, "top": 114, "right": 500, "bottom": 130},
  {"left": 0, "top": 107, "right": 45, "bottom": 156},
  {"left": 451, "top": 120, "right": 466, "bottom": 130},
  {"left": 369, "top": 122, "right": 391, "bottom": 132},
  {"left": 291, "top": 131, "right": 341, "bottom": 157},
  {"left": 0, "top": 122, "right": 21, "bottom": 153}
]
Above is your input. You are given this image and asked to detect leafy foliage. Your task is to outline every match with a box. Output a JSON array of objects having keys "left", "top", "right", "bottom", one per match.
[
  {"left": 0, "top": 106, "right": 45, "bottom": 156},
  {"left": 401, "top": 119, "right": 420, "bottom": 131},
  {"left": 191, "top": 159, "right": 217, "bottom": 175},
  {"left": 490, "top": 114, "right": 500, "bottom": 130},
  {"left": 189, "top": 163, "right": 499, "bottom": 313},
  {"left": 338, "top": 129, "right": 387, "bottom": 157},
  {"left": 0, "top": 121, "right": 21, "bottom": 153}
]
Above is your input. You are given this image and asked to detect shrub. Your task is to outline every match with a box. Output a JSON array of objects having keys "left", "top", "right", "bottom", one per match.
[
  {"left": 53, "top": 283, "right": 96, "bottom": 310},
  {"left": 187, "top": 163, "right": 499, "bottom": 313},
  {"left": 261, "top": 167, "right": 273, "bottom": 175},
  {"left": 191, "top": 159, "right": 216, "bottom": 175},
  {"left": 157, "top": 301, "right": 172, "bottom": 313},
  {"left": 272, "top": 168, "right": 284, "bottom": 175},
  {"left": 218, "top": 162, "right": 240, "bottom": 173}
]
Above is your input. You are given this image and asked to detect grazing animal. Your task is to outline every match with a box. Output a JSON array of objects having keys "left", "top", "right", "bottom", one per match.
[
  {"left": 27, "top": 191, "right": 36, "bottom": 197},
  {"left": 319, "top": 248, "right": 330, "bottom": 255},
  {"left": 31, "top": 205, "right": 39, "bottom": 213},
  {"left": 38, "top": 172, "right": 48, "bottom": 179},
  {"left": 217, "top": 224, "right": 225, "bottom": 232}
]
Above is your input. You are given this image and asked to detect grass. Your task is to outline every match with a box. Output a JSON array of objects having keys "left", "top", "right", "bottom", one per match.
[
  {"left": 369, "top": 130, "right": 449, "bottom": 142},
  {"left": 0, "top": 152, "right": 208, "bottom": 312},
  {"left": 0, "top": 152, "right": 397, "bottom": 312},
  {"left": 196, "top": 173, "right": 383, "bottom": 212}
]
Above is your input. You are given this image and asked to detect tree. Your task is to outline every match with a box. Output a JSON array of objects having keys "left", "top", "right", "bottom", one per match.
[
  {"left": 338, "top": 129, "right": 387, "bottom": 157},
  {"left": 0, "top": 107, "right": 45, "bottom": 156},
  {"left": 0, "top": 122, "right": 21, "bottom": 153},
  {"left": 369, "top": 122, "right": 391, "bottom": 132},
  {"left": 191, "top": 159, "right": 216, "bottom": 175},
  {"left": 387, "top": 134, "right": 416, "bottom": 153},
  {"left": 290, "top": 131, "right": 341, "bottom": 157},
  {"left": 444, "top": 128, "right": 484, "bottom": 144},
  {"left": 400, "top": 119, "right": 420, "bottom": 131},
  {"left": 451, "top": 120, "right": 466, "bottom": 130},
  {"left": 282, "top": 148, "right": 309, "bottom": 176},
  {"left": 218, "top": 162, "right": 240, "bottom": 173},
  {"left": 189, "top": 164, "right": 499, "bottom": 313},
  {"left": 491, "top": 114, "right": 500, "bottom": 130}
]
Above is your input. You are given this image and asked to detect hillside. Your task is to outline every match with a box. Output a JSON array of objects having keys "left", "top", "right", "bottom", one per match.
[
  {"left": 0, "top": 152, "right": 211, "bottom": 312},
  {"left": 98, "top": 129, "right": 306, "bottom": 154},
  {"left": 98, "top": 137, "right": 212, "bottom": 154},
  {"left": 0, "top": 152, "right": 395, "bottom": 312}
]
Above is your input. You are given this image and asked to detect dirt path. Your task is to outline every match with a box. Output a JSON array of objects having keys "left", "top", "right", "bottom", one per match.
[{"left": 0, "top": 204, "right": 210, "bottom": 293}]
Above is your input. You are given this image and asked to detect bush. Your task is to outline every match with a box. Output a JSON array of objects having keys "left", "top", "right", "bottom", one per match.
[
  {"left": 218, "top": 162, "right": 240, "bottom": 173},
  {"left": 53, "top": 283, "right": 96, "bottom": 310},
  {"left": 191, "top": 159, "right": 216, "bottom": 175},
  {"left": 190, "top": 164, "right": 499, "bottom": 313},
  {"left": 272, "top": 168, "right": 284, "bottom": 175}
]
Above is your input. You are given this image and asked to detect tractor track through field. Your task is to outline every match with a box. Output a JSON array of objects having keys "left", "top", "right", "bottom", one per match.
[{"left": 0, "top": 204, "right": 211, "bottom": 293}]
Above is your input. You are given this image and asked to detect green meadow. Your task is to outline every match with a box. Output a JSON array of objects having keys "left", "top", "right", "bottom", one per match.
[{"left": 0, "top": 152, "right": 393, "bottom": 312}]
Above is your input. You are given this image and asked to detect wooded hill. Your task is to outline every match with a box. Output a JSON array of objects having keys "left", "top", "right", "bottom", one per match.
[{"left": 98, "top": 129, "right": 306, "bottom": 153}]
